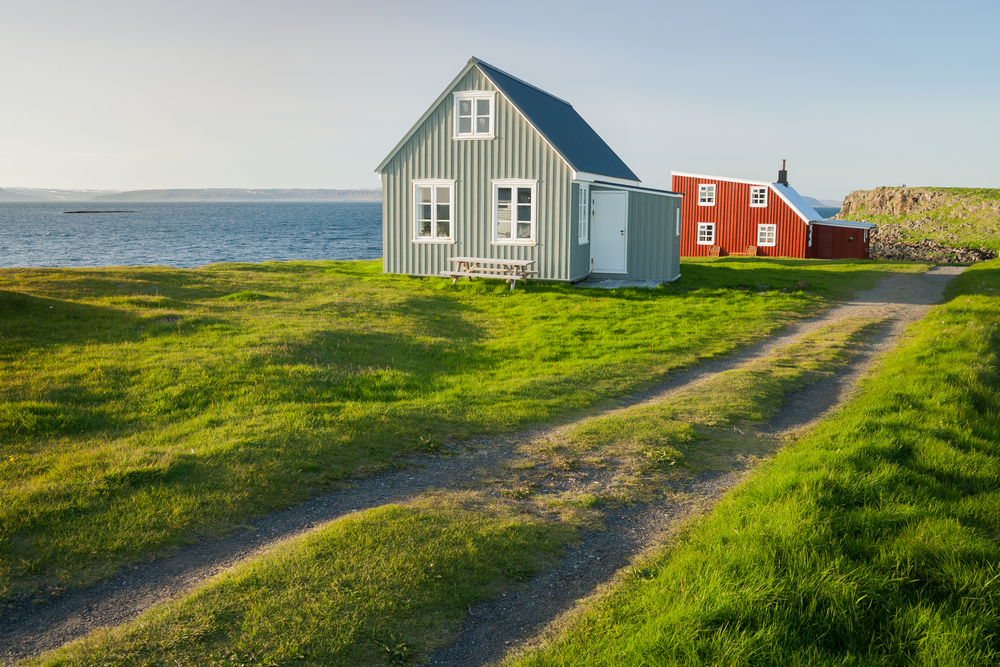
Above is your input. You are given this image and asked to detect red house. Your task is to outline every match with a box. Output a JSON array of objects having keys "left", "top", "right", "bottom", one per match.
[{"left": 671, "top": 166, "right": 876, "bottom": 259}]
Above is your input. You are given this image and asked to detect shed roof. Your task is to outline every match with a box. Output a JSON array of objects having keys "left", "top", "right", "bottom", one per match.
[{"left": 376, "top": 57, "right": 640, "bottom": 182}]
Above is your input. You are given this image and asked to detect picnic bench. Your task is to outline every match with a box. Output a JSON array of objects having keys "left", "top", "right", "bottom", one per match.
[{"left": 441, "top": 256, "right": 538, "bottom": 290}]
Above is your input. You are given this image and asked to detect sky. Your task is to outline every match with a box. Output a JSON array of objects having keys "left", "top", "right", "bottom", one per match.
[{"left": 2, "top": 0, "right": 998, "bottom": 201}]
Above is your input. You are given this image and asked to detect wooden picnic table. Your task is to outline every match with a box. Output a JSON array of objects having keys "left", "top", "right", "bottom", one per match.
[{"left": 441, "top": 256, "right": 537, "bottom": 290}]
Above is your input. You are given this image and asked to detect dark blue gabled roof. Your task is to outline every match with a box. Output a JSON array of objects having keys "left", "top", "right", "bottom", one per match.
[{"left": 475, "top": 59, "right": 640, "bottom": 182}]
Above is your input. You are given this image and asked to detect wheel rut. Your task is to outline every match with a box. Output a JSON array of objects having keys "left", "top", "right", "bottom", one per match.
[{"left": 0, "top": 266, "right": 965, "bottom": 665}]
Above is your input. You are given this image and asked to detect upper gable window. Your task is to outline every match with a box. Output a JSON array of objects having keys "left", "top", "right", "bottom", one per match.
[
  {"left": 750, "top": 186, "right": 768, "bottom": 207},
  {"left": 698, "top": 184, "right": 716, "bottom": 206},
  {"left": 453, "top": 91, "right": 495, "bottom": 139}
]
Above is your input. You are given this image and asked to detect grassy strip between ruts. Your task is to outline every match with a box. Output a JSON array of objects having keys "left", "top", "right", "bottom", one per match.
[
  {"left": 0, "top": 258, "right": 926, "bottom": 600},
  {"left": 23, "top": 494, "right": 576, "bottom": 667},
  {"left": 24, "top": 311, "right": 884, "bottom": 666},
  {"left": 511, "top": 316, "right": 886, "bottom": 506},
  {"left": 507, "top": 260, "right": 1000, "bottom": 666}
]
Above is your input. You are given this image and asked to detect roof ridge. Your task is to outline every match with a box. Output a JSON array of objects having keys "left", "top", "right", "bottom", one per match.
[{"left": 471, "top": 57, "right": 573, "bottom": 107}]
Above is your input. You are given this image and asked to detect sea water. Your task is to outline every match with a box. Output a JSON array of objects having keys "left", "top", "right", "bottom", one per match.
[{"left": 0, "top": 201, "right": 382, "bottom": 268}]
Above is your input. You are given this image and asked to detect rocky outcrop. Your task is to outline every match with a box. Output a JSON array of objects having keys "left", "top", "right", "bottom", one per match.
[
  {"left": 868, "top": 228, "right": 995, "bottom": 263},
  {"left": 836, "top": 186, "right": 999, "bottom": 263}
]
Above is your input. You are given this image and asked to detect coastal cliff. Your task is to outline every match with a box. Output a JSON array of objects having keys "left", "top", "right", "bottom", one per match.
[{"left": 835, "top": 186, "right": 999, "bottom": 262}]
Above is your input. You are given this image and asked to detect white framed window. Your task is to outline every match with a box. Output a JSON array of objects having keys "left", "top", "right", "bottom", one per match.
[
  {"left": 757, "top": 224, "right": 776, "bottom": 246},
  {"left": 578, "top": 184, "right": 589, "bottom": 244},
  {"left": 750, "top": 186, "right": 768, "bottom": 207},
  {"left": 493, "top": 179, "right": 536, "bottom": 244},
  {"left": 453, "top": 91, "right": 495, "bottom": 139},
  {"left": 697, "top": 222, "right": 715, "bottom": 245},
  {"left": 412, "top": 179, "right": 455, "bottom": 243},
  {"left": 675, "top": 209, "right": 681, "bottom": 237},
  {"left": 698, "top": 183, "right": 716, "bottom": 206}
]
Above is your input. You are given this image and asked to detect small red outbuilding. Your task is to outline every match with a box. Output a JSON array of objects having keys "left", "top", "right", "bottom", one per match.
[{"left": 671, "top": 168, "right": 876, "bottom": 259}]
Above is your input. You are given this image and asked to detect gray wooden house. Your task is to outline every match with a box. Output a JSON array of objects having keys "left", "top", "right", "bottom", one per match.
[{"left": 375, "top": 57, "right": 682, "bottom": 284}]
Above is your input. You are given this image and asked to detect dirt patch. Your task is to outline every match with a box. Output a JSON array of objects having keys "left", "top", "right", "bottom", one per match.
[{"left": 0, "top": 266, "right": 965, "bottom": 665}]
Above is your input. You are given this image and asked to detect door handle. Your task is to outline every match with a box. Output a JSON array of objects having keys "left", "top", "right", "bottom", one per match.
[{"left": 620, "top": 230, "right": 624, "bottom": 236}]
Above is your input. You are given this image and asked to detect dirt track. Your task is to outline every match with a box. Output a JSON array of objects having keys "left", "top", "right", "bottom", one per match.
[{"left": 0, "top": 265, "right": 965, "bottom": 665}]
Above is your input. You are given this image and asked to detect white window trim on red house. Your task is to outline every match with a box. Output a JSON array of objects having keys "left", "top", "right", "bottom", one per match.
[
  {"left": 698, "top": 184, "right": 716, "bottom": 206},
  {"left": 750, "top": 186, "right": 768, "bottom": 207},
  {"left": 697, "top": 222, "right": 715, "bottom": 245},
  {"left": 757, "top": 224, "right": 777, "bottom": 247}
]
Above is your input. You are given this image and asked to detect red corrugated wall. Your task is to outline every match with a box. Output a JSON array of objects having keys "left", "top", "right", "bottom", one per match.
[
  {"left": 808, "top": 224, "right": 870, "bottom": 259},
  {"left": 672, "top": 174, "right": 808, "bottom": 258}
]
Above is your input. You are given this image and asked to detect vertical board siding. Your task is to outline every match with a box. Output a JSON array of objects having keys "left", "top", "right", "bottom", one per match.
[
  {"left": 381, "top": 67, "right": 574, "bottom": 280},
  {"left": 671, "top": 175, "right": 808, "bottom": 258},
  {"left": 588, "top": 188, "right": 680, "bottom": 282},
  {"left": 809, "top": 224, "right": 871, "bottom": 259}
]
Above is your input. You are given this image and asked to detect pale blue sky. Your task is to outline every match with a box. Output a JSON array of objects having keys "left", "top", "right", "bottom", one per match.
[{"left": 2, "top": 0, "right": 997, "bottom": 200}]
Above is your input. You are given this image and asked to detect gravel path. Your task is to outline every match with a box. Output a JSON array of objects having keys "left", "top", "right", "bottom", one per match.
[{"left": 0, "top": 266, "right": 965, "bottom": 665}]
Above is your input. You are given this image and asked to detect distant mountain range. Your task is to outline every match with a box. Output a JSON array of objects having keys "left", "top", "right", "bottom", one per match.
[
  {"left": 802, "top": 196, "right": 843, "bottom": 208},
  {"left": 0, "top": 188, "right": 383, "bottom": 202}
]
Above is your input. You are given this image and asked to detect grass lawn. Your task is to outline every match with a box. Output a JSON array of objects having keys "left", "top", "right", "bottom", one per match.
[
  {"left": 0, "top": 257, "right": 925, "bottom": 600},
  {"left": 24, "top": 284, "right": 888, "bottom": 667},
  {"left": 508, "top": 260, "right": 1000, "bottom": 666}
]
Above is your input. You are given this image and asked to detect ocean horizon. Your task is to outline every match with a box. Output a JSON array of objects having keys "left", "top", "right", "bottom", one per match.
[{"left": 0, "top": 201, "right": 382, "bottom": 269}]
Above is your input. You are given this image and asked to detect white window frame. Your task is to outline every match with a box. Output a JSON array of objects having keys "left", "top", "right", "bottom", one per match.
[
  {"left": 697, "top": 222, "right": 715, "bottom": 245},
  {"left": 492, "top": 179, "right": 537, "bottom": 245},
  {"left": 698, "top": 183, "right": 716, "bottom": 206},
  {"left": 578, "top": 184, "right": 589, "bottom": 244},
  {"left": 750, "top": 186, "right": 768, "bottom": 208},
  {"left": 675, "top": 209, "right": 681, "bottom": 236},
  {"left": 453, "top": 91, "right": 495, "bottom": 139},
  {"left": 412, "top": 179, "right": 455, "bottom": 243},
  {"left": 757, "top": 223, "right": 777, "bottom": 247}
]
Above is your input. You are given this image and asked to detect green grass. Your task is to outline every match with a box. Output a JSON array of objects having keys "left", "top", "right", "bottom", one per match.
[
  {"left": 508, "top": 260, "right": 1000, "bottom": 666},
  {"left": 24, "top": 493, "right": 573, "bottom": 666},
  {"left": 844, "top": 186, "right": 1000, "bottom": 252},
  {"left": 515, "top": 316, "right": 883, "bottom": 503},
  {"left": 21, "top": 284, "right": 891, "bottom": 667},
  {"left": 0, "top": 258, "right": 925, "bottom": 600}
]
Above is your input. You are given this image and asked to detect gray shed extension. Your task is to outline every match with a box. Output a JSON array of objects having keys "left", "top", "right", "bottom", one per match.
[{"left": 376, "top": 57, "right": 682, "bottom": 284}]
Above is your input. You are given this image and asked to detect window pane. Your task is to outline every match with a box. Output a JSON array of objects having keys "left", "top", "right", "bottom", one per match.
[
  {"left": 459, "top": 100, "right": 471, "bottom": 115},
  {"left": 436, "top": 204, "right": 449, "bottom": 221},
  {"left": 516, "top": 222, "right": 531, "bottom": 239},
  {"left": 459, "top": 117, "right": 471, "bottom": 134},
  {"left": 476, "top": 116, "right": 489, "bottom": 134},
  {"left": 437, "top": 220, "right": 449, "bottom": 237},
  {"left": 498, "top": 187, "right": 511, "bottom": 203},
  {"left": 497, "top": 220, "right": 511, "bottom": 238},
  {"left": 419, "top": 204, "right": 431, "bottom": 220},
  {"left": 418, "top": 187, "right": 431, "bottom": 204},
  {"left": 476, "top": 99, "right": 490, "bottom": 115},
  {"left": 517, "top": 204, "right": 531, "bottom": 222},
  {"left": 419, "top": 220, "right": 431, "bottom": 237},
  {"left": 436, "top": 186, "right": 450, "bottom": 203},
  {"left": 497, "top": 207, "right": 512, "bottom": 222},
  {"left": 517, "top": 188, "right": 531, "bottom": 204}
]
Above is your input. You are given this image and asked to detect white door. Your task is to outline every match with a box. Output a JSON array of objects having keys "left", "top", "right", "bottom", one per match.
[{"left": 591, "top": 191, "right": 627, "bottom": 273}]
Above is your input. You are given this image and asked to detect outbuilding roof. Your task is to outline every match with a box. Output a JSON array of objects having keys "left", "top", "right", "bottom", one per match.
[{"left": 376, "top": 57, "right": 640, "bottom": 182}]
